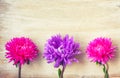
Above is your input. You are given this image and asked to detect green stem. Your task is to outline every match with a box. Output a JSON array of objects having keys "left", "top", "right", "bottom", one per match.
[
  {"left": 60, "top": 66, "right": 66, "bottom": 78},
  {"left": 18, "top": 64, "right": 21, "bottom": 78},
  {"left": 103, "top": 63, "right": 109, "bottom": 78}
]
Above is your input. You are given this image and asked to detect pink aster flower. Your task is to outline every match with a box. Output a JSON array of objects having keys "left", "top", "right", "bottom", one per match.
[
  {"left": 5, "top": 37, "right": 39, "bottom": 78},
  {"left": 86, "top": 37, "right": 116, "bottom": 78}
]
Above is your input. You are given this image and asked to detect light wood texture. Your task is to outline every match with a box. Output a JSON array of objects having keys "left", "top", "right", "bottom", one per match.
[{"left": 0, "top": 0, "right": 120, "bottom": 78}]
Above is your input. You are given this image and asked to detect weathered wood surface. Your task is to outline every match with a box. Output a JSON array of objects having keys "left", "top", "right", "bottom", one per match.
[{"left": 0, "top": 0, "right": 120, "bottom": 78}]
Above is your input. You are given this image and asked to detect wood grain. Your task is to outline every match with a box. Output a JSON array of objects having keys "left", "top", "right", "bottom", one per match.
[{"left": 0, "top": 0, "right": 120, "bottom": 78}]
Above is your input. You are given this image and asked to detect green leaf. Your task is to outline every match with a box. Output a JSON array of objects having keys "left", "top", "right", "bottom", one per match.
[
  {"left": 96, "top": 62, "right": 99, "bottom": 65},
  {"left": 58, "top": 68, "right": 61, "bottom": 78},
  {"left": 103, "top": 65, "right": 106, "bottom": 74}
]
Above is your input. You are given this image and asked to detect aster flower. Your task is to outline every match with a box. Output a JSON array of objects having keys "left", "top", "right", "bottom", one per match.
[
  {"left": 86, "top": 37, "right": 116, "bottom": 78},
  {"left": 44, "top": 34, "right": 81, "bottom": 78},
  {"left": 5, "top": 37, "right": 39, "bottom": 78}
]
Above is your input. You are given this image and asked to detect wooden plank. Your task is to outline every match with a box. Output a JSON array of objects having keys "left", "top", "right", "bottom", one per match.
[{"left": 0, "top": 0, "right": 120, "bottom": 78}]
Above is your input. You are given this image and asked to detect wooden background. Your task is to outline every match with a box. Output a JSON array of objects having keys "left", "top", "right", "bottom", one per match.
[{"left": 0, "top": 0, "right": 120, "bottom": 78}]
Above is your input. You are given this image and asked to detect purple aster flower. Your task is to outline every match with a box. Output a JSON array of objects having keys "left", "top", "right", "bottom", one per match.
[{"left": 43, "top": 34, "right": 81, "bottom": 78}]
